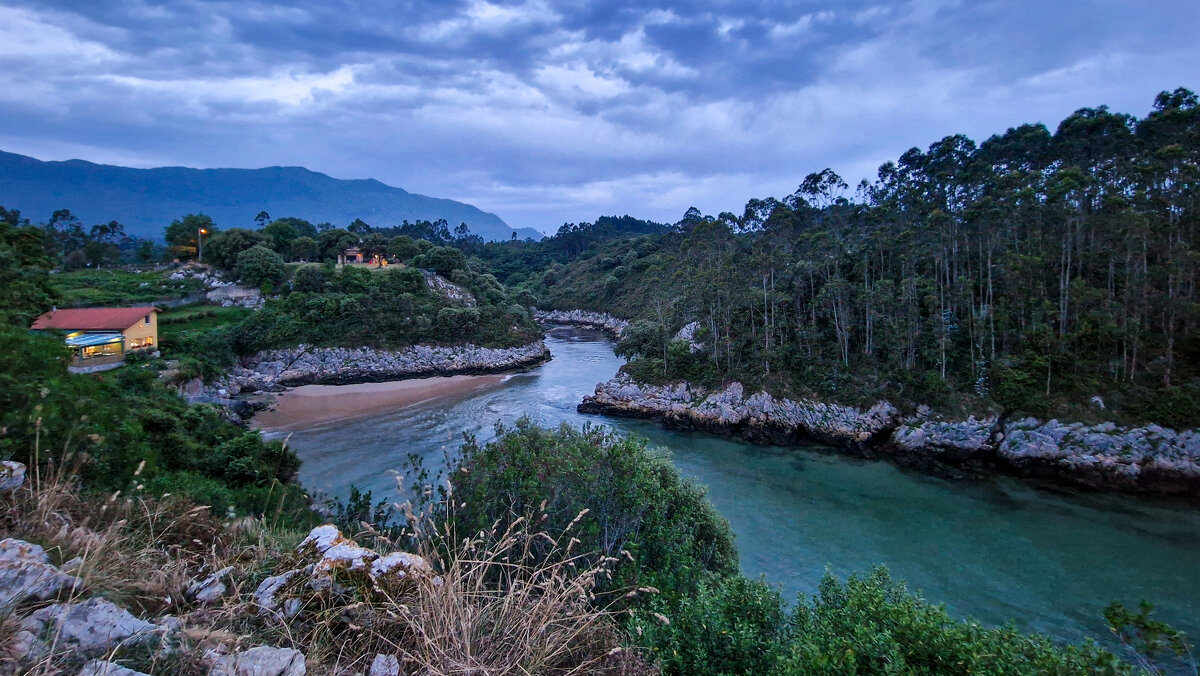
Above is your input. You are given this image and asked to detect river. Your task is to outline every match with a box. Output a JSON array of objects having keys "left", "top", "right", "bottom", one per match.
[{"left": 260, "top": 327, "right": 1199, "bottom": 647}]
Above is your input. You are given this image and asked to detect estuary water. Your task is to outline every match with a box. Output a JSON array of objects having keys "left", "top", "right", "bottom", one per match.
[{"left": 261, "top": 327, "right": 1199, "bottom": 646}]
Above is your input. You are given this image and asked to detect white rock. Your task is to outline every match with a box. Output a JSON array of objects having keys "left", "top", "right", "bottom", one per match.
[
  {"left": 21, "top": 598, "right": 157, "bottom": 658},
  {"left": 0, "top": 538, "right": 81, "bottom": 608},
  {"left": 209, "top": 646, "right": 306, "bottom": 676},
  {"left": 78, "top": 660, "right": 151, "bottom": 676},
  {"left": 368, "top": 654, "right": 400, "bottom": 676},
  {"left": 186, "top": 565, "right": 233, "bottom": 604},
  {"left": 0, "top": 460, "right": 26, "bottom": 492},
  {"left": 253, "top": 569, "right": 300, "bottom": 612}
]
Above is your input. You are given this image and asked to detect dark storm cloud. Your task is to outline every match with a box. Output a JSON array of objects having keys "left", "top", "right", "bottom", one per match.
[{"left": 1, "top": 0, "right": 1196, "bottom": 230}]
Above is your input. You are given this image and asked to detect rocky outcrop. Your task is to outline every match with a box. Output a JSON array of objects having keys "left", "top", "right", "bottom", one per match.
[
  {"left": 579, "top": 374, "right": 1200, "bottom": 494},
  {"left": 0, "top": 537, "right": 81, "bottom": 608},
  {"left": 20, "top": 598, "right": 159, "bottom": 661},
  {"left": 169, "top": 264, "right": 233, "bottom": 289},
  {"left": 207, "top": 646, "right": 307, "bottom": 676},
  {"left": 78, "top": 660, "right": 151, "bottom": 676},
  {"left": 203, "top": 341, "right": 550, "bottom": 395},
  {"left": 533, "top": 309, "right": 629, "bottom": 339},
  {"left": 420, "top": 270, "right": 476, "bottom": 306},
  {"left": 254, "top": 525, "right": 436, "bottom": 618},
  {"left": 579, "top": 374, "right": 898, "bottom": 450}
]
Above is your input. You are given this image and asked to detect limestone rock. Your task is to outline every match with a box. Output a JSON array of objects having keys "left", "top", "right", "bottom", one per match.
[
  {"left": 368, "top": 654, "right": 400, "bottom": 676},
  {"left": 78, "top": 660, "right": 151, "bottom": 676},
  {"left": 532, "top": 308, "right": 629, "bottom": 338},
  {"left": 209, "top": 646, "right": 306, "bottom": 676},
  {"left": 21, "top": 598, "right": 157, "bottom": 658},
  {"left": 0, "top": 461, "right": 26, "bottom": 493},
  {"left": 203, "top": 341, "right": 550, "bottom": 395},
  {"left": 0, "top": 538, "right": 81, "bottom": 608},
  {"left": 253, "top": 569, "right": 301, "bottom": 613},
  {"left": 186, "top": 566, "right": 233, "bottom": 604}
]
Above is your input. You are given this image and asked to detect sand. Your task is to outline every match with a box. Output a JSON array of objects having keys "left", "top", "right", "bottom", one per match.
[{"left": 251, "top": 374, "right": 506, "bottom": 430}]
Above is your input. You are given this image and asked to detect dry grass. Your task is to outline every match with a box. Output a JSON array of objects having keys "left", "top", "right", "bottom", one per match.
[{"left": 1, "top": 464, "right": 658, "bottom": 675}]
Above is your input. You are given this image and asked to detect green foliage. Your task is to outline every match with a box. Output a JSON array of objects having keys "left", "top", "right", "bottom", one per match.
[
  {"left": 517, "top": 90, "right": 1200, "bottom": 424},
  {"left": 1104, "top": 601, "right": 1195, "bottom": 675},
  {"left": 165, "top": 213, "right": 216, "bottom": 257},
  {"left": 0, "top": 325, "right": 309, "bottom": 523},
  {"left": 774, "top": 568, "right": 1126, "bottom": 676},
  {"left": 0, "top": 218, "right": 58, "bottom": 325},
  {"left": 414, "top": 246, "right": 468, "bottom": 277},
  {"left": 439, "top": 420, "right": 739, "bottom": 599},
  {"left": 204, "top": 228, "right": 270, "bottom": 270},
  {"left": 50, "top": 269, "right": 204, "bottom": 308},
  {"left": 635, "top": 576, "right": 789, "bottom": 676},
  {"left": 235, "top": 244, "right": 286, "bottom": 288}
]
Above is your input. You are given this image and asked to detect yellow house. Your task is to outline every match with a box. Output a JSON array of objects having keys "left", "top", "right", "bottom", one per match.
[{"left": 31, "top": 306, "right": 159, "bottom": 373}]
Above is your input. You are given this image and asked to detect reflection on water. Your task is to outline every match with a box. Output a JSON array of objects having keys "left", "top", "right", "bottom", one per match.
[{"left": 262, "top": 327, "right": 1200, "bottom": 646}]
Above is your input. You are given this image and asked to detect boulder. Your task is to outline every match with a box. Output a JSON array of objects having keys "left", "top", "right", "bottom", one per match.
[
  {"left": 186, "top": 566, "right": 233, "bottom": 604},
  {"left": 253, "top": 569, "right": 300, "bottom": 613},
  {"left": 21, "top": 598, "right": 157, "bottom": 659},
  {"left": 0, "top": 460, "right": 26, "bottom": 493},
  {"left": 369, "top": 654, "right": 400, "bottom": 676},
  {"left": 0, "top": 538, "right": 81, "bottom": 608},
  {"left": 208, "top": 646, "right": 306, "bottom": 676}
]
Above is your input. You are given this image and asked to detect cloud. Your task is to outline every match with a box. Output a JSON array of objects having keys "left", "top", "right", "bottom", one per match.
[{"left": 0, "top": 0, "right": 1196, "bottom": 232}]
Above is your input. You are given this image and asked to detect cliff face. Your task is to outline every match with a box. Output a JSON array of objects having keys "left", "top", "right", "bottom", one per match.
[{"left": 579, "top": 374, "right": 1200, "bottom": 495}]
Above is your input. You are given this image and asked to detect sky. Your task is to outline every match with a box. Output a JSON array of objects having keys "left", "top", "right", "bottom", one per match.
[{"left": 0, "top": 1, "right": 1196, "bottom": 234}]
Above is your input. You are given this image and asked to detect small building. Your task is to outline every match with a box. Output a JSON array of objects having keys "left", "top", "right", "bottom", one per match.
[
  {"left": 339, "top": 247, "right": 364, "bottom": 265},
  {"left": 30, "top": 306, "right": 160, "bottom": 373}
]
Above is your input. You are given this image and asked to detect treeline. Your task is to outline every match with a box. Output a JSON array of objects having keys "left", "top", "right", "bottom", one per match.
[{"left": 527, "top": 89, "right": 1200, "bottom": 426}]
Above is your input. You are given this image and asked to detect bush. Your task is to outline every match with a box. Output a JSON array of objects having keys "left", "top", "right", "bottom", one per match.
[
  {"left": 235, "top": 245, "right": 286, "bottom": 288},
  {"left": 435, "top": 419, "right": 738, "bottom": 599}
]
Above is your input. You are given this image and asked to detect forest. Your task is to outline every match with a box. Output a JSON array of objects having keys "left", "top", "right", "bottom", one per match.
[{"left": 510, "top": 89, "right": 1200, "bottom": 426}]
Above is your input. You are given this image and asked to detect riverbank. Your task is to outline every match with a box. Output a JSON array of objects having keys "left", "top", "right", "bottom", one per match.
[
  {"left": 579, "top": 373, "right": 1200, "bottom": 496},
  {"left": 532, "top": 308, "right": 628, "bottom": 338},
  {"left": 251, "top": 374, "right": 507, "bottom": 430},
  {"left": 192, "top": 341, "right": 550, "bottom": 397}
]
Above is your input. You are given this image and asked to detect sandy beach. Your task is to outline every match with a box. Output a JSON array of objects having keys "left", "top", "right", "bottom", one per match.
[{"left": 251, "top": 374, "right": 506, "bottom": 430}]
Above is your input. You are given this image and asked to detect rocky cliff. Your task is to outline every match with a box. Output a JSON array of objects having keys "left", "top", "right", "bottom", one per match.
[
  {"left": 532, "top": 309, "right": 628, "bottom": 339},
  {"left": 579, "top": 374, "right": 1200, "bottom": 495}
]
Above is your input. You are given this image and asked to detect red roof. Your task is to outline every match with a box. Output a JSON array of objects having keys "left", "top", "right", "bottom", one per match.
[{"left": 30, "top": 306, "right": 158, "bottom": 331}]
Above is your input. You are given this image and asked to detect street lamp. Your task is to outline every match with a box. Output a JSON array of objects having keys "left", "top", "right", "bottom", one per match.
[{"left": 198, "top": 228, "right": 208, "bottom": 262}]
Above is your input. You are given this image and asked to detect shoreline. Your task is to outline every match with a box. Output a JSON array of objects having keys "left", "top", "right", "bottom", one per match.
[
  {"left": 579, "top": 374, "right": 1200, "bottom": 497},
  {"left": 251, "top": 374, "right": 508, "bottom": 431}
]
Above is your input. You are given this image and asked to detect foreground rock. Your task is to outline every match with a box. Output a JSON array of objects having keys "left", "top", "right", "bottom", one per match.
[
  {"left": 78, "top": 661, "right": 151, "bottom": 676},
  {"left": 254, "top": 525, "right": 435, "bottom": 616},
  {"left": 208, "top": 646, "right": 306, "bottom": 676},
  {"left": 0, "top": 538, "right": 81, "bottom": 608},
  {"left": 0, "top": 460, "right": 25, "bottom": 493},
  {"left": 19, "top": 598, "right": 158, "bottom": 661},
  {"left": 205, "top": 341, "right": 550, "bottom": 395},
  {"left": 533, "top": 308, "right": 628, "bottom": 338},
  {"left": 580, "top": 373, "right": 1200, "bottom": 494}
]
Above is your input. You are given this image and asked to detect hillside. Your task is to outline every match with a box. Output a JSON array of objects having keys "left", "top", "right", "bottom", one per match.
[{"left": 0, "top": 150, "right": 542, "bottom": 241}]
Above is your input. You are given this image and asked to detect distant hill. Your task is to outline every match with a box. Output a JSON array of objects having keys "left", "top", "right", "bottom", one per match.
[{"left": 0, "top": 150, "right": 542, "bottom": 241}]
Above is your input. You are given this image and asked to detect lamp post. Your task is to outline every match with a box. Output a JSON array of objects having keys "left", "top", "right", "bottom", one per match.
[{"left": 198, "top": 228, "right": 208, "bottom": 262}]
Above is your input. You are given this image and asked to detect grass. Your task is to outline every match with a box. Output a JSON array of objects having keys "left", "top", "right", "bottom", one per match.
[
  {"left": 158, "top": 305, "right": 251, "bottom": 340},
  {"left": 0, "top": 457, "right": 654, "bottom": 675},
  {"left": 53, "top": 269, "right": 205, "bottom": 307}
]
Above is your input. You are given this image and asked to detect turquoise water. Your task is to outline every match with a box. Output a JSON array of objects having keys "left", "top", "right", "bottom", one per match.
[{"left": 263, "top": 327, "right": 1199, "bottom": 646}]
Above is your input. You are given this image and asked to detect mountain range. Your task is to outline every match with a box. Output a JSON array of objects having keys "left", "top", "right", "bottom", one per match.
[{"left": 0, "top": 150, "right": 541, "bottom": 241}]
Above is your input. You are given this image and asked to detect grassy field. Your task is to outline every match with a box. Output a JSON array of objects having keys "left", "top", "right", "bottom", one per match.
[
  {"left": 53, "top": 268, "right": 205, "bottom": 307},
  {"left": 158, "top": 305, "right": 251, "bottom": 343}
]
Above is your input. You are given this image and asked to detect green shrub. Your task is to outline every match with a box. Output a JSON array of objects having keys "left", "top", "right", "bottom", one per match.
[{"left": 438, "top": 419, "right": 738, "bottom": 599}]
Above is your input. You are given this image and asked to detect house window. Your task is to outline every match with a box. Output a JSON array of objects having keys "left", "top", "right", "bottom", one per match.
[
  {"left": 129, "top": 336, "right": 155, "bottom": 350},
  {"left": 145, "top": 314, "right": 151, "bottom": 325}
]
